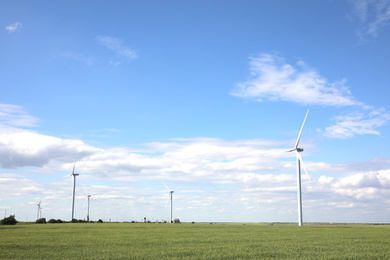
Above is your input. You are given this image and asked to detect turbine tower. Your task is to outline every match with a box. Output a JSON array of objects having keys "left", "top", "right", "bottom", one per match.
[
  {"left": 162, "top": 181, "right": 181, "bottom": 223},
  {"left": 68, "top": 162, "right": 79, "bottom": 221},
  {"left": 286, "top": 109, "right": 311, "bottom": 226},
  {"left": 86, "top": 194, "right": 91, "bottom": 221}
]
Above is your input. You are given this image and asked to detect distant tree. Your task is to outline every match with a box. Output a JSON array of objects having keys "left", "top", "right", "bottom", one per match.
[
  {"left": 48, "top": 219, "right": 63, "bottom": 223},
  {"left": 1, "top": 215, "right": 18, "bottom": 225},
  {"left": 36, "top": 218, "right": 46, "bottom": 224},
  {"left": 97, "top": 219, "right": 103, "bottom": 223}
]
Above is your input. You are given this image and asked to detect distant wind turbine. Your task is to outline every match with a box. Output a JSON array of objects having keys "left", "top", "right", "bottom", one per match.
[
  {"left": 162, "top": 181, "right": 181, "bottom": 223},
  {"left": 67, "top": 162, "right": 79, "bottom": 221},
  {"left": 37, "top": 200, "right": 41, "bottom": 220},
  {"left": 83, "top": 185, "right": 91, "bottom": 222},
  {"left": 286, "top": 109, "right": 311, "bottom": 226}
]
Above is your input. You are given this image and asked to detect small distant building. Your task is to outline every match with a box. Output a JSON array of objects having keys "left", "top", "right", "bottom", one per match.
[{"left": 174, "top": 218, "right": 180, "bottom": 224}]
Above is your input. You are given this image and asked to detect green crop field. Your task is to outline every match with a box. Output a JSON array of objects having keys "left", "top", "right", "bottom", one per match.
[{"left": 1, "top": 223, "right": 389, "bottom": 259}]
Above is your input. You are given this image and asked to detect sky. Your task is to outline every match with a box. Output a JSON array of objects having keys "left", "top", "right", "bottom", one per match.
[{"left": 1, "top": 0, "right": 390, "bottom": 223}]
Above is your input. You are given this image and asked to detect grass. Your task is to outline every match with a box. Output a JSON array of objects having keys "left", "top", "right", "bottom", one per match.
[{"left": 1, "top": 223, "right": 390, "bottom": 259}]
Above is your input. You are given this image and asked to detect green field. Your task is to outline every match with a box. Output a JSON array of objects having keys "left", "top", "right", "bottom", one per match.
[{"left": 1, "top": 223, "right": 389, "bottom": 259}]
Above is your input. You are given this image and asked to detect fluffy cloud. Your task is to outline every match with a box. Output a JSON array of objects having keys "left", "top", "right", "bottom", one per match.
[
  {"left": 5, "top": 22, "right": 22, "bottom": 32},
  {"left": 0, "top": 104, "right": 100, "bottom": 169},
  {"left": 323, "top": 109, "right": 390, "bottom": 138},
  {"left": 70, "top": 138, "right": 286, "bottom": 180},
  {"left": 231, "top": 53, "right": 358, "bottom": 107},
  {"left": 328, "top": 170, "right": 390, "bottom": 199},
  {"left": 0, "top": 131, "right": 100, "bottom": 169}
]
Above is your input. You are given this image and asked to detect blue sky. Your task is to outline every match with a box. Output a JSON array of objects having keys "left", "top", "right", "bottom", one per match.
[{"left": 1, "top": 0, "right": 390, "bottom": 223}]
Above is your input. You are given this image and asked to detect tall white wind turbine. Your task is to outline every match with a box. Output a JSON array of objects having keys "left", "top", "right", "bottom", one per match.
[
  {"left": 286, "top": 109, "right": 311, "bottom": 226},
  {"left": 162, "top": 181, "right": 181, "bottom": 223},
  {"left": 68, "top": 162, "right": 79, "bottom": 221}
]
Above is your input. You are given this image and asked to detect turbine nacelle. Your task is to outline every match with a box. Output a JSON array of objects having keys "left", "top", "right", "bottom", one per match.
[
  {"left": 70, "top": 162, "right": 79, "bottom": 177},
  {"left": 285, "top": 148, "right": 304, "bottom": 153}
]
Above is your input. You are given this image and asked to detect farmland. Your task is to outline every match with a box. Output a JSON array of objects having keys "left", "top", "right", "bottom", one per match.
[{"left": 1, "top": 223, "right": 389, "bottom": 259}]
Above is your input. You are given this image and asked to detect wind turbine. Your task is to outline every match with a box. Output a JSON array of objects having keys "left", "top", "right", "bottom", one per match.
[
  {"left": 286, "top": 109, "right": 311, "bottom": 226},
  {"left": 68, "top": 162, "right": 79, "bottom": 221},
  {"left": 37, "top": 201, "right": 41, "bottom": 220},
  {"left": 83, "top": 185, "right": 91, "bottom": 222},
  {"left": 162, "top": 181, "right": 181, "bottom": 223}
]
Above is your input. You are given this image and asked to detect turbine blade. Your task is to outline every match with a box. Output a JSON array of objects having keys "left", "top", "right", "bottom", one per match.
[
  {"left": 172, "top": 187, "right": 182, "bottom": 192},
  {"left": 162, "top": 180, "right": 170, "bottom": 191},
  {"left": 83, "top": 184, "right": 88, "bottom": 196},
  {"left": 296, "top": 151, "right": 312, "bottom": 182},
  {"left": 294, "top": 109, "right": 309, "bottom": 149},
  {"left": 72, "top": 162, "right": 76, "bottom": 174}
]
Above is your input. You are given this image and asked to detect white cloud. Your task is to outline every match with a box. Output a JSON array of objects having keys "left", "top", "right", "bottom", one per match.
[
  {"left": 322, "top": 109, "right": 390, "bottom": 138},
  {"left": 96, "top": 35, "right": 137, "bottom": 61},
  {"left": 0, "top": 104, "right": 101, "bottom": 169},
  {"left": 331, "top": 170, "right": 389, "bottom": 200},
  {"left": 73, "top": 138, "right": 285, "bottom": 180},
  {"left": 312, "top": 170, "right": 390, "bottom": 203},
  {"left": 348, "top": 0, "right": 390, "bottom": 38},
  {"left": 0, "top": 104, "right": 38, "bottom": 128},
  {"left": 231, "top": 53, "right": 359, "bottom": 107},
  {"left": 5, "top": 22, "right": 22, "bottom": 32},
  {"left": 0, "top": 131, "right": 101, "bottom": 169}
]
